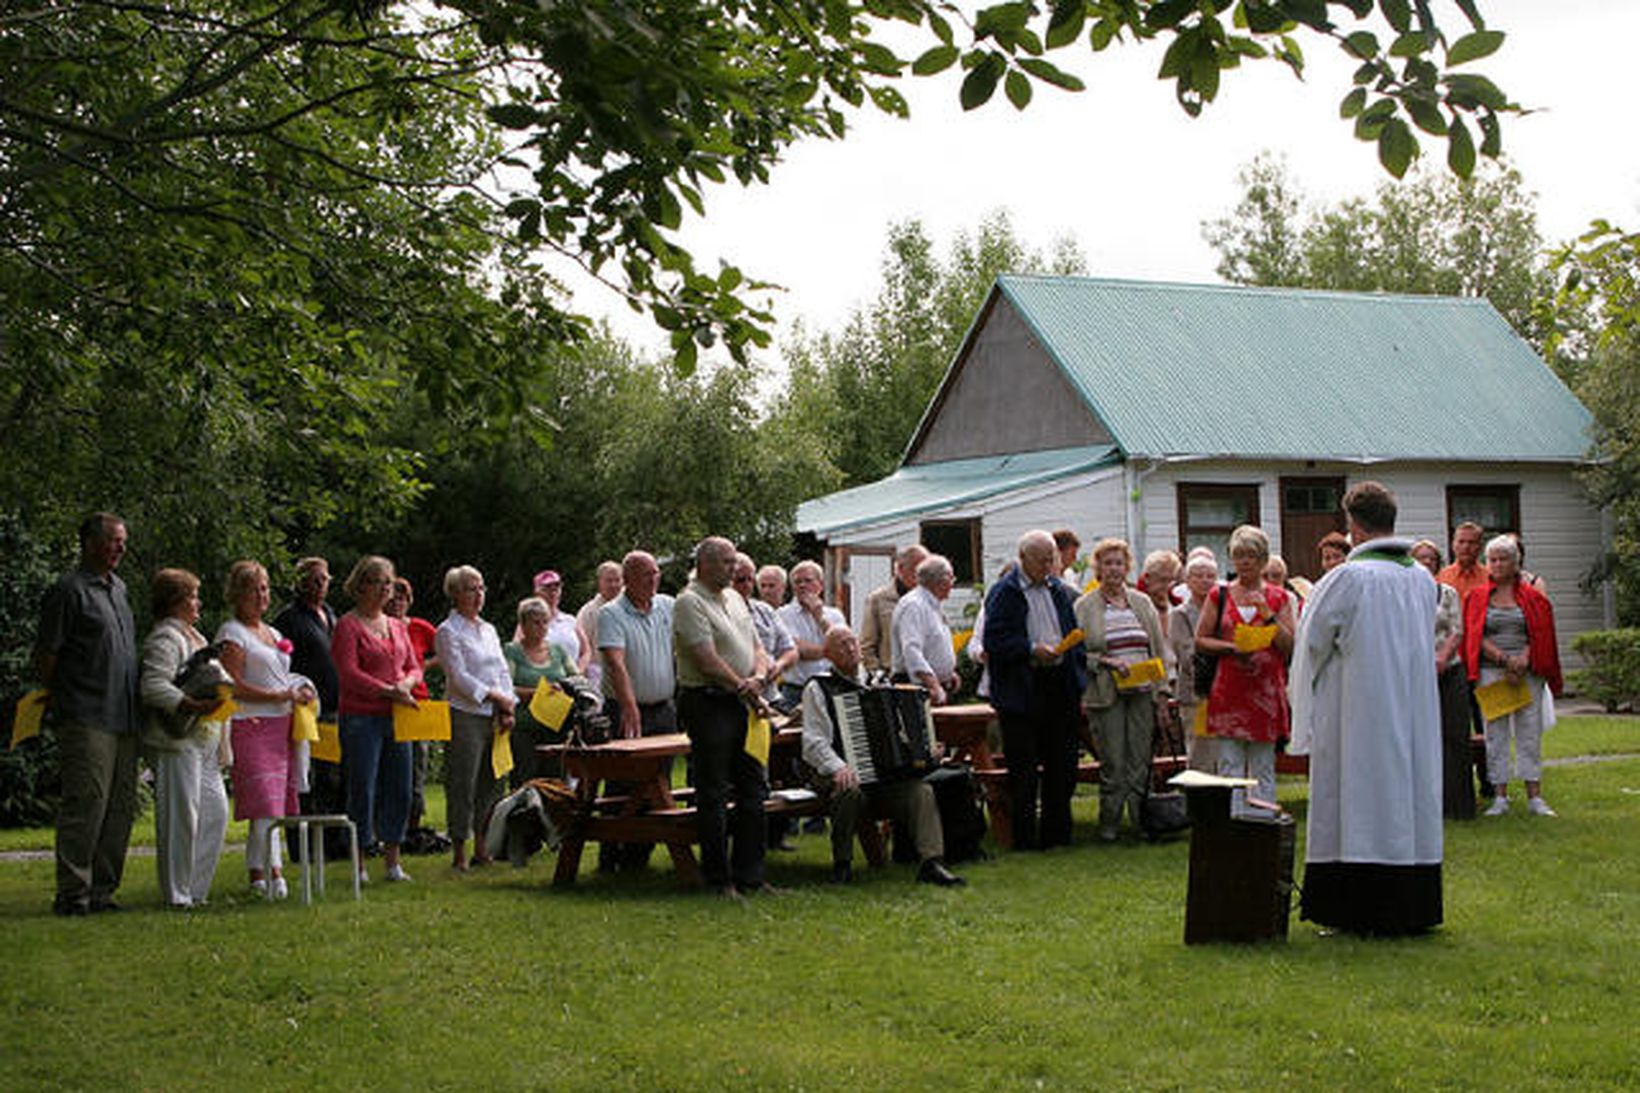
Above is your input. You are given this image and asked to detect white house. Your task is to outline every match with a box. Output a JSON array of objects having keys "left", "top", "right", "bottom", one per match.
[{"left": 796, "top": 275, "right": 1610, "bottom": 660}]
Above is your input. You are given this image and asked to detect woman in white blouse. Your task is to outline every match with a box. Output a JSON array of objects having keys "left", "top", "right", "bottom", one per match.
[
  {"left": 217, "top": 560, "right": 314, "bottom": 898},
  {"left": 435, "top": 565, "right": 517, "bottom": 871}
]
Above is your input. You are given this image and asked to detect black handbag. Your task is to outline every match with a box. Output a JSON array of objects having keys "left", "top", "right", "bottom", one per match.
[{"left": 1190, "top": 583, "right": 1230, "bottom": 699}]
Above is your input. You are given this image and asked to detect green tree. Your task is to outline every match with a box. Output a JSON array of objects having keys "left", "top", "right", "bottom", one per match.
[
  {"left": 1204, "top": 155, "right": 1551, "bottom": 348},
  {"left": 1547, "top": 224, "right": 1640, "bottom": 624},
  {"left": 776, "top": 211, "right": 1084, "bottom": 488}
]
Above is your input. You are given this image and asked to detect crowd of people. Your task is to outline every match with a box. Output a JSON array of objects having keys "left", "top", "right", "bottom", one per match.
[{"left": 29, "top": 495, "right": 1561, "bottom": 928}]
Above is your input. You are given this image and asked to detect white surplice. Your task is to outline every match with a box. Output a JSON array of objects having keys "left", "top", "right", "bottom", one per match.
[{"left": 1289, "top": 537, "right": 1442, "bottom": 868}]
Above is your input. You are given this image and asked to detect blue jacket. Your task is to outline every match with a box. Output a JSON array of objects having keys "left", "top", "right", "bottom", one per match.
[{"left": 982, "top": 567, "right": 1085, "bottom": 715}]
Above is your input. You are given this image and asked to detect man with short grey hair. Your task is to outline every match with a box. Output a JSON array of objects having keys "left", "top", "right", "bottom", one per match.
[
  {"left": 34, "top": 512, "right": 140, "bottom": 915},
  {"left": 776, "top": 559, "right": 844, "bottom": 707},
  {"left": 860, "top": 544, "right": 929, "bottom": 675},
  {"left": 982, "top": 529, "right": 1084, "bottom": 850},
  {"left": 891, "top": 553, "right": 959, "bottom": 707}
]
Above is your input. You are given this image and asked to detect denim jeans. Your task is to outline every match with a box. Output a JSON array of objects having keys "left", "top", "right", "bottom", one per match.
[{"left": 340, "top": 713, "right": 412, "bottom": 848}]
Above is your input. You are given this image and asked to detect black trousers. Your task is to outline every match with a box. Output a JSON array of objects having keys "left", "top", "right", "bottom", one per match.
[
  {"left": 679, "top": 688, "right": 767, "bottom": 889},
  {"left": 999, "top": 676, "right": 1080, "bottom": 850}
]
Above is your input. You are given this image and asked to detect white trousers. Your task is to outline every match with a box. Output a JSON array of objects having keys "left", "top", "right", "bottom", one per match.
[
  {"left": 246, "top": 818, "right": 285, "bottom": 875},
  {"left": 1215, "top": 738, "right": 1276, "bottom": 819},
  {"left": 152, "top": 735, "right": 229, "bottom": 905},
  {"left": 1481, "top": 668, "right": 1546, "bottom": 785}
]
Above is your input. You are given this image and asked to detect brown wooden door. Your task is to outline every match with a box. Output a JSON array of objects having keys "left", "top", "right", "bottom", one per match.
[{"left": 1280, "top": 477, "right": 1346, "bottom": 582}]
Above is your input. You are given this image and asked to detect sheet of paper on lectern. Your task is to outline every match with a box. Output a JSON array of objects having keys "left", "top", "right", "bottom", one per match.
[{"left": 1168, "top": 770, "right": 1257, "bottom": 790}]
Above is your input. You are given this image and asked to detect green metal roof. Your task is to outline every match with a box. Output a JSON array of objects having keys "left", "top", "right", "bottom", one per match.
[
  {"left": 994, "top": 275, "right": 1594, "bottom": 462},
  {"left": 795, "top": 444, "right": 1120, "bottom": 537}
]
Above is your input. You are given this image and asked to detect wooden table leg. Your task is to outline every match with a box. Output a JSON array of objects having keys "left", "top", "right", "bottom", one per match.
[
  {"left": 666, "top": 841, "right": 702, "bottom": 887},
  {"left": 553, "top": 835, "right": 585, "bottom": 887}
]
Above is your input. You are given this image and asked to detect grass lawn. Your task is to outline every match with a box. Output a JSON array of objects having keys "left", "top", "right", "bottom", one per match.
[{"left": 1, "top": 716, "right": 1636, "bottom": 1090}]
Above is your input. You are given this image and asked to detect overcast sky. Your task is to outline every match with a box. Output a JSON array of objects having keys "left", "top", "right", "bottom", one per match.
[{"left": 555, "top": 1, "right": 1639, "bottom": 366}]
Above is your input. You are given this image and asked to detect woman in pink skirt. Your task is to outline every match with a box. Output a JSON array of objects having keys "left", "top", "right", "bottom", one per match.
[{"left": 217, "top": 560, "right": 314, "bottom": 898}]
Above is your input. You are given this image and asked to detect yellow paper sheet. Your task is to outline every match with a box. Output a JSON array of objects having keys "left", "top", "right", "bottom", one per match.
[
  {"left": 1053, "top": 628, "right": 1087, "bottom": 657},
  {"left": 744, "top": 708, "right": 770, "bottom": 766},
  {"left": 1192, "top": 701, "right": 1210, "bottom": 737},
  {"left": 291, "top": 701, "right": 319, "bottom": 742},
  {"left": 312, "top": 720, "right": 341, "bottom": 763},
  {"left": 10, "top": 689, "right": 48, "bottom": 750},
  {"left": 393, "top": 699, "right": 451, "bottom": 742},
  {"left": 1233, "top": 624, "right": 1278, "bottom": 654},
  {"left": 1475, "top": 677, "right": 1534, "bottom": 722},
  {"left": 206, "top": 683, "right": 237, "bottom": 722},
  {"left": 1115, "top": 657, "right": 1166, "bottom": 690},
  {"left": 952, "top": 628, "right": 973, "bottom": 656},
  {"left": 491, "top": 727, "right": 514, "bottom": 780},
  {"left": 529, "top": 681, "right": 574, "bottom": 730}
]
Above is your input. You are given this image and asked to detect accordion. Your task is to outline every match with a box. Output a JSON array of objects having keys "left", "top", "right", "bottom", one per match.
[{"left": 828, "top": 685, "right": 937, "bottom": 785}]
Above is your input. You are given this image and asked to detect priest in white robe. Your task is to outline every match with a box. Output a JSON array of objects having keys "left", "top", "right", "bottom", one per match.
[{"left": 1289, "top": 481, "right": 1443, "bottom": 935}]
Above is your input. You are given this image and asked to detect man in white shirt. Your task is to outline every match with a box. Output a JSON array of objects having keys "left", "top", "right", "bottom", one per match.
[
  {"left": 859, "top": 544, "right": 928, "bottom": 675},
  {"left": 891, "top": 554, "right": 959, "bottom": 706},
  {"left": 801, "top": 626, "right": 964, "bottom": 887},
  {"left": 775, "top": 559, "right": 844, "bottom": 707}
]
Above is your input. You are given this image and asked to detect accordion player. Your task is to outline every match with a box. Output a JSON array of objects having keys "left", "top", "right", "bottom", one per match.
[{"left": 814, "top": 677, "right": 937, "bottom": 786}]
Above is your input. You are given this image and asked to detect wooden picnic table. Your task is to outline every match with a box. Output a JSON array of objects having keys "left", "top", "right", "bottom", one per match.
[
  {"left": 544, "top": 733, "right": 698, "bottom": 887},
  {"left": 541, "top": 726, "right": 873, "bottom": 888}
]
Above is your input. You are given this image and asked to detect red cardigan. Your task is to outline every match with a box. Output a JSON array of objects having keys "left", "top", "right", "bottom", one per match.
[{"left": 1461, "top": 580, "right": 1563, "bottom": 697}]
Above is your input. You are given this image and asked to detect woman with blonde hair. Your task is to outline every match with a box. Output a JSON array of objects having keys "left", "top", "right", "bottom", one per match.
[
  {"left": 140, "top": 568, "right": 229, "bottom": 908},
  {"left": 217, "top": 560, "right": 314, "bottom": 898},
  {"left": 1194, "top": 525, "right": 1296, "bottom": 818},
  {"left": 333, "top": 555, "right": 422, "bottom": 883},
  {"left": 1075, "top": 538, "right": 1170, "bottom": 842}
]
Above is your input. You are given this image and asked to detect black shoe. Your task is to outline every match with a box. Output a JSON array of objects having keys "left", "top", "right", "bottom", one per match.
[
  {"left": 89, "top": 899, "right": 125, "bottom": 913},
  {"left": 52, "top": 898, "right": 89, "bottom": 917},
  {"left": 917, "top": 860, "right": 966, "bottom": 887},
  {"left": 830, "top": 861, "right": 854, "bottom": 885}
]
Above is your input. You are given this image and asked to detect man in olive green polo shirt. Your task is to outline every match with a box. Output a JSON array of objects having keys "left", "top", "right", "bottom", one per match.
[{"left": 674, "top": 536, "right": 772, "bottom": 898}]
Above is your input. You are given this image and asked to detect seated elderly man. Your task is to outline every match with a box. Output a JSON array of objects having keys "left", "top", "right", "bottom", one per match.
[{"left": 801, "top": 625, "right": 965, "bottom": 888}]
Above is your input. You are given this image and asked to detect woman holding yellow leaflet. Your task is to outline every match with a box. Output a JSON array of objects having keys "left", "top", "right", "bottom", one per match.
[
  {"left": 435, "top": 565, "right": 517, "bottom": 872},
  {"left": 1462, "top": 535, "right": 1563, "bottom": 818},
  {"left": 505, "top": 596, "right": 576, "bottom": 787},
  {"left": 1194, "top": 525, "right": 1295, "bottom": 819},
  {"left": 1074, "top": 538, "right": 1168, "bottom": 843}
]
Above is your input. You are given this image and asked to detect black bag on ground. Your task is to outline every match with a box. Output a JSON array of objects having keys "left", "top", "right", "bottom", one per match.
[
  {"left": 925, "top": 765, "right": 988, "bottom": 863},
  {"left": 1141, "top": 791, "right": 1190, "bottom": 841}
]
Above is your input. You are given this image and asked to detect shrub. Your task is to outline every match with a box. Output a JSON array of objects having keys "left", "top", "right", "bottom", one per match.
[
  {"left": 1568, "top": 628, "right": 1640, "bottom": 712},
  {"left": 0, "top": 512, "right": 69, "bottom": 825}
]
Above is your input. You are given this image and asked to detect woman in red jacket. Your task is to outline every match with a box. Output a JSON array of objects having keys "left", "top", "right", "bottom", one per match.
[{"left": 1462, "top": 535, "right": 1563, "bottom": 818}]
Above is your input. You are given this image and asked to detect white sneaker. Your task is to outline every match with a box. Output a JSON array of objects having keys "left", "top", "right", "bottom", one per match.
[
  {"left": 250, "top": 878, "right": 269, "bottom": 896},
  {"left": 271, "top": 875, "right": 289, "bottom": 900},
  {"left": 357, "top": 868, "right": 370, "bottom": 886},
  {"left": 1484, "top": 796, "right": 1511, "bottom": 817},
  {"left": 385, "top": 863, "right": 412, "bottom": 883},
  {"left": 1527, "top": 798, "right": 1557, "bottom": 817}
]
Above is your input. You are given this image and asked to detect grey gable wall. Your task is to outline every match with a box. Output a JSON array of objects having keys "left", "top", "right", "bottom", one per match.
[{"left": 907, "top": 296, "right": 1111, "bottom": 465}]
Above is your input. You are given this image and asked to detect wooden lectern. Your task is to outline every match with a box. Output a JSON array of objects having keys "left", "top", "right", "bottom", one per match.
[{"left": 1176, "top": 779, "right": 1295, "bottom": 945}]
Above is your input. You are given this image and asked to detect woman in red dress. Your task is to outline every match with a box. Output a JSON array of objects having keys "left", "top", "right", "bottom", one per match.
[{"left": 1195, "top": 525, "right": 1296, "bottom": 818}]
